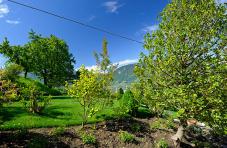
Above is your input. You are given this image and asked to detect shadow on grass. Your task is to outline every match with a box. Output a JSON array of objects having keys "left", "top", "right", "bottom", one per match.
[
  {"left": 40, "top": 106, "right": 74, "bottom": 120},
  {"left": 0, "top": 106, "right": 27, "bottom": 123}
]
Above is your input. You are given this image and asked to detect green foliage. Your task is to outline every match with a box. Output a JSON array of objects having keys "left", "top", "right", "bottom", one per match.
[
  {"left": 81, "top": 132, "right": 96, "bottom": 144},
  {"left": 16, "top": 77, "right": 61, "bottom": 96},
  {"left": 0, "top": 31, "right": 76, "bottom": 87},
  {"left": 66, "top": 65, "right": 111, "bottom": 126},
  {"left": 67, "top": 39, "right": 114, "bottom": 126},
  {"left": 131, "top": 123, "right": 141, "bottom": 132},
  {"left": 0, "top": 79, "right": 18, "bottom": 105},
  {"left": 118, "top": 131, "right": 135, "bottom": 143},
  {"left": 1, "top": 64, "right": 23, "bottom": 81},
  {"left": 21, "top": 83, "right": 51, "bottom": 114},
  {"left": 155, "top": 139, "right": 168, "bottom": 148},
  {"left": 135, "top": 0, "right": 227, "bottom": 134},
  {"left": 115, "top": 90, "right": 139, "bottom": 116},
  {"left": 50, "top": 126, "right": 66, "bottom": 136},
  {"left": 150, "top": 118, "right": 175, "bottom": 130}
]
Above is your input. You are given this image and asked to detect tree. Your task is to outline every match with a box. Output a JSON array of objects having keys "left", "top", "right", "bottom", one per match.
[
  {"left": 0, "top": 31, "right": 76, "bottom": 87},
  {"left": 27, "top": 31, "right": 76, "bottom": 87},
  {"left": 0, "top": 39, "right": 32, "bottom": 78},
  {"left": 117, "top": 88, "right": 124, "bottom": 100},
  {"left": 135, "top": 0, "right": 226, "bottom": 135},
  {"left": 66, "top": 65, "right": 110, "bottom": 127}
]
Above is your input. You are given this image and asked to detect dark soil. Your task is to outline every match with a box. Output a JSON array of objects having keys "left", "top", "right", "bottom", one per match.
[{"left": 0, "top": 117, "right": 226, "bottom": 148}]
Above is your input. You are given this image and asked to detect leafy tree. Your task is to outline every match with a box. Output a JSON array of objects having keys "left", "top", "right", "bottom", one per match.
[
  {"left": 0, "top": 31, "right": 76, "bottom": 87},
  {"left": 135, "top": 0, "right": 226, "bottom": 134},
  {"left": 0, "top": 39, "right": 32, "bottom": 78},
  {"left": 66, "top": 65, "right": 110, "bottom": 127},
  {"left": 93, "top": 38, "right": 116, "bottom": 81},
  {"left": 27, "top": 31, "right": 76, "bottom": 87}
]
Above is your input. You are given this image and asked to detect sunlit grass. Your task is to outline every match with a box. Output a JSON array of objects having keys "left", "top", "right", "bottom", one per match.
[{"left": 0, "top": 96, "right": 114, "bottom": 130}]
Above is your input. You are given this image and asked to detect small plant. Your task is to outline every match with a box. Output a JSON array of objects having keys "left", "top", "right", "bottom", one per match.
[
  {"left": 131, "top": 123, "right": 141, "bottom": 132},
  {"left": 156, "top": 139, "right": 168, "bottom": 148},
  {"left": 119, "top": 131, "right": 135, "bottom": 143},
  {"left": 50, "top": 126, "right": 66, "bottom": 136},
  {"left": 81, "top": 132, "right": 96, "bottom": 144},
  {"left": 150, "top": 118, "right": 175, "bottom": 130}
]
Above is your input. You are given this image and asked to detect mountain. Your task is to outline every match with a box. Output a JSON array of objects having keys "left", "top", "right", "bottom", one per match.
[{"left": 113, "top": 64, "right": 137, "bottom": 90}]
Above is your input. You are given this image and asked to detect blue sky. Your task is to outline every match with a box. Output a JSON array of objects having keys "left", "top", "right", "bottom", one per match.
[{"left": 0, "top": 0, "right": 170, "bottom": 69}]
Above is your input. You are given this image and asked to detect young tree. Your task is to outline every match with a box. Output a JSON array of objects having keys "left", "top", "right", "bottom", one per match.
[
  {"left": 135, "top": 0, "right": 226, "bottom": 135},
  {"left": 66, "top": 65, "right": 110, "bottom": 127}
]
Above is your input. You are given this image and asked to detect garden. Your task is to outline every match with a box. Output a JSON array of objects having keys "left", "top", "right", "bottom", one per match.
[{"left": 0, "top": 0, "right": 226, "bottom": 147}]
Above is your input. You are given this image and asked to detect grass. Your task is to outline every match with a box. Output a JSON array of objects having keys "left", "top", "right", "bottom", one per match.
[
  {"left": 16, "top": 77, "right": 62, "bottom": 96},
  {"left": 0, "top": 96, "right": 114, "bottom": 130}
]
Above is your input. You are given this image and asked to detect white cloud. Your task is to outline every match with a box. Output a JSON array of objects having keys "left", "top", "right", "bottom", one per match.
[
  {"left": 142, "top": 25, "right": 159, "bottom": 33},
  {"left": 85, "top": 65, "right": 99, "bottom": 71},
  {"left": 0, "top": 3, "right": 9, "bottom": 18},
  {"left": 114, "top": 59, "right": 138, "bottom": 67},
  {"left": 84, "top": 59, "right": 138, "bottom": 71},
  {"left": 87, "top": 15, "right": 96, "bottom": 22},
  {"left": 103, "top": 1, "right": 124, "bottom": 13},
  {"left": 6, "top": 19, "right": 20, "bottom": 24}
]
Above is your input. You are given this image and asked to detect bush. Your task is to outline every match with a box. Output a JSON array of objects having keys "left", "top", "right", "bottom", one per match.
[
  {"left": 150, "top": 118, "right": 175, "bottom": 130},
  {"left": 115, "top": 90, "right": 139, "bottom": 117},
  {"left": 118, "top": 131, "right": 135, "bottom": 143},
  {"left": 81, "top": 132, "right": 96, "bottom": 144},
  {"left": 0, "top": 64, "right": 23, "bottom": 82},
  {"left": 21, "top": 83, "right": 51, "bottom": 114},
  {"left": 50, "top": 127, "right": 66, "bottom": 136},
  {"left": 131, "top": 123, "right": 141, "bottom": 132},
  {"left": 155, "top": 139, "right": 168, "bottom": 148}
]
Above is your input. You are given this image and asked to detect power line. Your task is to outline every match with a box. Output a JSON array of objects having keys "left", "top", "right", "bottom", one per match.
[{"left": 7, "top": 0, "right": 144, "bottom": 45}]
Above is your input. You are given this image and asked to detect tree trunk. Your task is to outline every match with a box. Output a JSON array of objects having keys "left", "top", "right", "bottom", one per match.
[{"left": 24, "top": 70, "right": 28, "bottom": 78}]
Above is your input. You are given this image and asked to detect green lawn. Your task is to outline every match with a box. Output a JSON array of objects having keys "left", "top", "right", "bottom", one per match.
[{"left": 0, "top": 97, "right": 114, "bottom": 130}]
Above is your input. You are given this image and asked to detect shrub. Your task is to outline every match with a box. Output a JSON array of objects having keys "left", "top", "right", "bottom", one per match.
[
  {"left": 115, "top": 90, "right": 139, "bottom": 117},
  {"left": 131, "top": 123, "right": 141, "bottom": 132},
  {"left": 21, "top": 83, "right": 51, "bottom": 113},
  {"left": 155, "top": 139, "right": 168, "bottom": 148},
  {"left": 150, "top": 118, "right": 175, "bottom": 130},
  {"left": 81, "top": 132, "right": 96, "bottom": 144},
  {"left": 0, "top": 80, "right": 18, "bottom": 105},
  {"left": 1, "top": 64, "right": 23, "bottom": 82},
  {"left": 50, "top": 127, "right": 66, "bottom": 136},
  {"left": 118, "top": 131, "right": 135, "bottom": 143}
]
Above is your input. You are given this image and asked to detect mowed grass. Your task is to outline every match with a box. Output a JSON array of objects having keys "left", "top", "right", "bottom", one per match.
[{"left": 0, "top": 96, "right": 114, "bottom": 130}]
